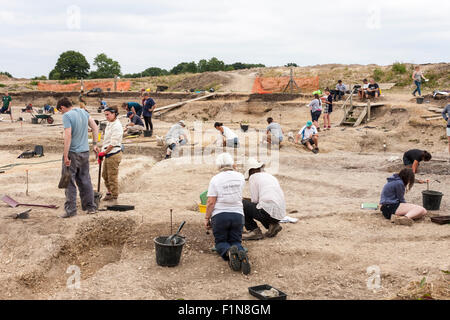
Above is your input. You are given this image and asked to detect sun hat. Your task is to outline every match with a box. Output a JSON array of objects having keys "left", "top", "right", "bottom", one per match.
[
  {"left": 178, "top": 120, "right": 185, "bottom": 127},
  {"left": 306, "top": 120, "right": 313, "bottom": 127},
  {"left": 244, "top": 157, "right": 265, "bottom": 180},
  {"left": 216, "top": 153, "right": 234, "bottom": 169}
]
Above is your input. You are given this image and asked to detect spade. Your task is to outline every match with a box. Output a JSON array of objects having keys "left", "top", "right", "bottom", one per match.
[{"left": 165, "top": 221, "right": 186, "bottom": 245}]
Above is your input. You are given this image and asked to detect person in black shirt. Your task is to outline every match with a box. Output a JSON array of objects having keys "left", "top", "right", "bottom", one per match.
[
  {"left": 365, "top": 79, "right": 380, "bottom": 99},
  {"left": 403, "top": 149, "right": 431, "bottom": 178}
]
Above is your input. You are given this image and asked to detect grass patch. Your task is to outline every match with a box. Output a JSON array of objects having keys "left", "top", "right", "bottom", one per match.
[
  {"left": 29, "top": 81, "right": 39, "bottom": 86},
  {"left": 392, "top": 62, "right": 407, "bottom": 74},
  {"left": 0, "top": 83, "right": 6, "bottom": 88}
]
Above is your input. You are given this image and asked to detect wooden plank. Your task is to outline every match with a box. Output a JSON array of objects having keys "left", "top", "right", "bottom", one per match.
[
  {"left": 353, "top": 103, "right": 384, "bottom": 107},
  {"left": 154, "top": 93, "right": 216, "bottom": 112},
  {"left": 353, "top": 107, "right": 367, "bottom": 127},
  {"left": 378, "top": 83, "right": 396, "bottom": 90},
  {"left": 367, "top": 101, "right": 371, "bottom": 122},
  {"left": 426, "top": 116, "right": 444, "bottom": 121}
]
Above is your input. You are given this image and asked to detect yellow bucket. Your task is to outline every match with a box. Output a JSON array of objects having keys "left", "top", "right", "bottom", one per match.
[{"left": 198, "top": 203, "right": 206, "bottom": 213}]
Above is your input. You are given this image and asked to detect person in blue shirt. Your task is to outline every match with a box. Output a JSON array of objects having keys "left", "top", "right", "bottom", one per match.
[
  {"left": 142, "top": 92, "right": 156, "bottom": 134},
  {"left": 124, "top": 111, "right": 145, "bottom": 135},
  {"left": 379, "top": 168, "right": 427, "bottom": 226},
  {"left": 121, "top": 102, "right": 143, "bottom": 117},
  {"left": 56, "top": 97, "right": 99, "bottom": 218}
]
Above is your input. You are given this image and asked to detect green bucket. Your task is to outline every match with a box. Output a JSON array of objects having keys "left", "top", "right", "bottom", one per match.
[{"left": 200, "top": 190, "right": 208, "bottom": 205}]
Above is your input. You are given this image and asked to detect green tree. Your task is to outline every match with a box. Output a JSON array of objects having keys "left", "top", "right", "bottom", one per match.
[
  {"left": 207, "top": 57, "right": 225, "bottom": 72},
  {"left": 285, "top": 62, "right": 298, "bottom": 67},
  {"left": 49, "top": 50, "right": 90, "bottom": 79},
  {"left": 197, "top": 59, "right": 209, "bottom": 73},
  {"left": 90, "top": 53, "right": 121, "bottom": 79},
  {"left": 0, "top": 71, "right": 12, "bottom": 78},
  {"left": 170, "top": 61, "right": 198, "bottom": 74}
]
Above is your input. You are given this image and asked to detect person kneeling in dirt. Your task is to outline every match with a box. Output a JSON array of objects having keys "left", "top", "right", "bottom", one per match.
[
  {"left": 403, "top": 149, "right": 431, "bottom": 180},
  {"left": 379, "top": 168, "right": 427, "bottom": 226},
  {"left": 295, "top": 121, "right": 319, "bottom": 154},
  {"left": 242, "top": 158, "right": 286, "bottom": 240},
  {"left": 214, "top": 122, "right": 239, "bottom": 148},
  {"left": 265, "top": 117, "right": 284, "bottom": 145},
  {"left": 205, "top": 153, "right": 250, "bottom": 275},
  {"left": 98, "top": 106, "right": 123, "bottom": 202},
  {"left": 164, "top": 120, "right": 188, "bottom": 159},
  {"left": 124, "top": 111, "right": 145, "bottom": 135}
]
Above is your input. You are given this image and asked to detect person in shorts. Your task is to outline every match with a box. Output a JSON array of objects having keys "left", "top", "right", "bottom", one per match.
[
  {"left": 1, "top": 91, "right": 13, "bottom": 121},
  {"left": 379, "top": 168, "right": 427, "bottom": 226},
  {"left": 295, "top": 120, "right": 319, "bottom": 153},
  {"left": 308, "top": 94, "right": 322, "bottom": 131},
  {"left": 321, "top": 89, "right": 333, "bottom": 130},
  {"left": 365, "top": 79, "right": 380, "bottom": 99}
]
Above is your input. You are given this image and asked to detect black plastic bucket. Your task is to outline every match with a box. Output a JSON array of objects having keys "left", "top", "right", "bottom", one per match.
[
  {"left": 416, "top": 97, "right": 424, "bottom": 104},
  {"left": 144, "top": 130, "right": 152, "bottom": 137},
  {"left": 422, "top": 190, "right": 443, "bottom": 210},
  {"left": 240, "top": 124, "right": 249, "bottom": 132},
  {"left": 154, "top": 236, "right": 185, "bottom": 267}
]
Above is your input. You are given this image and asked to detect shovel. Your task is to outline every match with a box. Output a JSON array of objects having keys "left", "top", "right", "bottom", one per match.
[
  {"left": 165, "top": 220, "right": 186, "bottom": 245},
  {"left": 1, "top": 195, "right": 58, "bottom": 209},
  {"left": 94, "top": 156, "right": 103, "bottom": 208},
  {"left": 14, "top": 209, "right": 31, "bottom": 219}
]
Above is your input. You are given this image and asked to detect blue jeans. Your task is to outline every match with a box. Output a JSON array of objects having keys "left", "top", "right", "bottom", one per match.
[
  {"left": 211, "top": 212, "right": 244, "bottom": 260},
  {"left": 412, "top": 80, "right": 421, "bottom": 96}
]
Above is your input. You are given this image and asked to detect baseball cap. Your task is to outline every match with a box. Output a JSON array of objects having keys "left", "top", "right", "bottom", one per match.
[
  {"left": 126, "top": 112, "right": 133, "bottom": 117},
  {"left": 306, "top": 120, "right": 313, "bottom": 127}
]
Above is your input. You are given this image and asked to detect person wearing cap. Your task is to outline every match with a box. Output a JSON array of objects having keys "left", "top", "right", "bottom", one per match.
[
  {"left": 121, "top": 102, "right": 143, "bottom": 117},
  {"left": 214, "top": 122, "right": 239, "bottom": 148},
  {"left": 204, "top": 153, "right": 250, "bottom": 275},
  {"left": 124, "top": 111, "right": 145, "bottom": 135},
  {"left": 265, "top": 117, "right": 284, "bottom": 145},
  {"left": 164, "top": 120, "right": 189, "bottom": 159},
  {"left": 296, "top": 121, "right": 319, "bottom": 153},
  {"left": 242, "top": 158, "right": 286, "bottom": 240},
  {"left": 308, "top": 94, "right": 322, "bottom": 131},
  {"left": 442, "top": 104, "right": 450, "bottom": 157},
  {"left": 98, "top": 106, "right": 123, "bottom": 202},
  {"left": 142, "top": 92, "right": 156, "bottom": 134}
]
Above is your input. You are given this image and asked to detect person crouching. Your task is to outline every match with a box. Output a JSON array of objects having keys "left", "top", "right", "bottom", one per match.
[{"left": 242, "top": 158, "right": 286, "bottom": 240}]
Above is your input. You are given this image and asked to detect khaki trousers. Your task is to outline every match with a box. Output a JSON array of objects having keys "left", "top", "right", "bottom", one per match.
[{"left": 102, "top": 152, "right": 122, "bottom": 198}]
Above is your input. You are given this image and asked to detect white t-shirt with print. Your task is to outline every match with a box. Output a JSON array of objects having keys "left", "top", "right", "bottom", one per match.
[{"left": 207, "top": 170, "right": 245, "bottom": 217}]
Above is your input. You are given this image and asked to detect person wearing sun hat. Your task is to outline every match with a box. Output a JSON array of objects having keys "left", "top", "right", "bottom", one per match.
[
  {"left": 242, "top": 158, "right": 286, "bottom": 240},
  {"left": 295, "top": 120, "right": 319, "bottom": 154}
]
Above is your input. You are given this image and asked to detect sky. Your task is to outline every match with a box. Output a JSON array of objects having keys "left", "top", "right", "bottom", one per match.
[{"left": 0, "top": 0, "right": 449, "bottom": 78}]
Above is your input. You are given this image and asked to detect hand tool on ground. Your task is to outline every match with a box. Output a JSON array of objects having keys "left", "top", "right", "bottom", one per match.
[
  {"left": 14, "top": 209, "right": 31, "bottom": 219},
  {"left": 165, "top": 220, "right": 186, "bottom": 245},
  {"left": 1, "top": 195, "right": 58, "bottom": 209},
  {"left": 94, "top": 154, "right": 104, "bottom": 208}
]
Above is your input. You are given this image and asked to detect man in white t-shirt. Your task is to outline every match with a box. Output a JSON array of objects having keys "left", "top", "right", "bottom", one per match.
[
  {"left": 242, "top": 158, "right": 286, "bottom": 240},
  {"left": 295, "top": 120, "right": 319, "bottom": 153},
  {"left": 214, "top": 122, "right": 239, "bottom": 148}
]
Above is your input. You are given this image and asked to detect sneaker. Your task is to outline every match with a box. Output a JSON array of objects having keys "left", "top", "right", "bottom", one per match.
[
  {"left": 60, "top": 212, "right": 77, "bottom": 218},
  {"left": 265, "top": 223, "right": 282, "bottom": 238},
  {"left": 312, "top": 148, "right": 318, "bottom": 154},
  {"left": 328, "top": 126, "right": 331, "bottom": 129},
  {"left": 227, "top": 245, "right": 241, "bottom": 271},
  {"left": 242, "top": 227, "right": 264, "bottom": 240},
  {"left": 238, "top": 250, "right": 251, "bottom": 275},
  {"left": 391, "top": 215, "right": 413, "bottom": 226},
  {"left": 87, "top": 208, "right": 97, "bottom": 215}
]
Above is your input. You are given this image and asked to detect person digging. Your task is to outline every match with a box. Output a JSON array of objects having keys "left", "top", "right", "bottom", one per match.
[
  {"left": 242, "top": 158, "right": 286, "bottom": 240},
  {"left": 295, "top": 120, "right": 319, "bottom": 153}
]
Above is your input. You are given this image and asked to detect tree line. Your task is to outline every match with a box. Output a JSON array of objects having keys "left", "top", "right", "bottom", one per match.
[{"left": 31, "top": 51, "right": 265, "bottom": 80}]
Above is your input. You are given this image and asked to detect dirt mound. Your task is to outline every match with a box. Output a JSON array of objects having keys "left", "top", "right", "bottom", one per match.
[{"left": 171, "top": 72, "right": 231, "bottom": 91}]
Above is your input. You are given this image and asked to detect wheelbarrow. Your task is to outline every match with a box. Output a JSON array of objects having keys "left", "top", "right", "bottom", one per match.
[{"left": 31, "top": 112, "right": 54, "bottom": 124}]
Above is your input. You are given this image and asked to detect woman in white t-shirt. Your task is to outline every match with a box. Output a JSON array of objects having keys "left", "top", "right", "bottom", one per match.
[
  {"left": 214, "top": 122, "right": 239, "bottom": 148},
  {"left": 205, "top": 153, "right": 250, "bottom": 275}
]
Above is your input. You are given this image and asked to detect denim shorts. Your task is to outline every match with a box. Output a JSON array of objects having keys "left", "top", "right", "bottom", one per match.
[{"left": 380, "top": 203, "right": 400, "bottom": 219}]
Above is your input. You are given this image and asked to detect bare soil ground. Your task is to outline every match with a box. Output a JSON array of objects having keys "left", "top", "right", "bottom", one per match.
[{"left": 0, "top": 73, "right": 449, "bottom": 300}]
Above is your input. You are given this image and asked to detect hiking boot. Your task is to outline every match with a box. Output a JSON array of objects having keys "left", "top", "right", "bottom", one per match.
[
  {"left": 227, "top": 245, "right": 241, "bottom": 271},
  {"left": 265, "top": 223, "right": 282, "bottom": 238},
  {"left": 391, "top": 215, "right": 413, "bottom": 226},
  {"left": 312, "top": 148, "right": 318, "bottom": 154},
  {"left": 238, "top": 250, "right": 251, "bottom": 275},
  {"left": 60, "top": 212, "right": 77, "bottom": 218},
  {"left": 103, "top": 194, "right": 117, "bottom": 201},
  {"left": 242, "top": 227, "right": 263, "bottom": 240}
]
